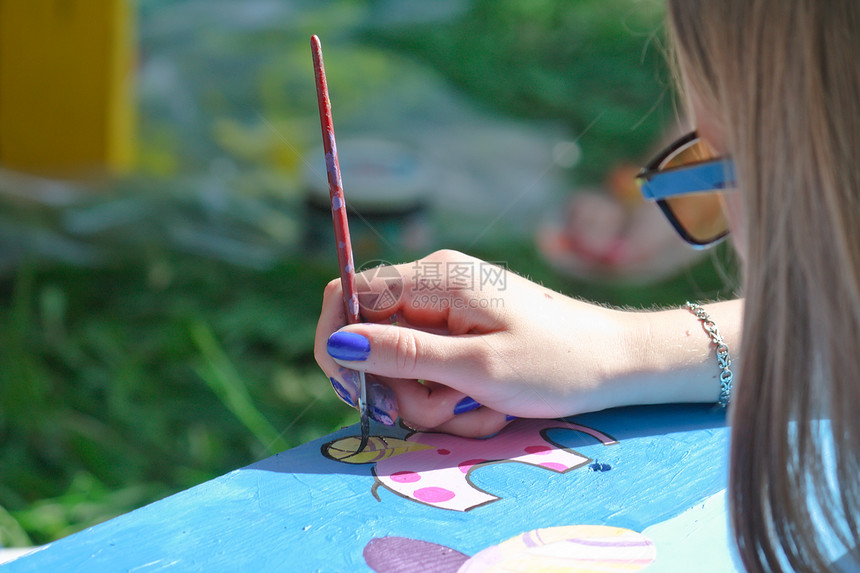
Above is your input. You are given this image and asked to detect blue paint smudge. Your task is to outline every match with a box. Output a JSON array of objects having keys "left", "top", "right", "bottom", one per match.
[{"left": 589, "top": 462, "right": 612, "bottom": 472}]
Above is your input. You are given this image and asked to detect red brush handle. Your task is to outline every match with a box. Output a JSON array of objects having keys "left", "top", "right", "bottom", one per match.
[{"left": 311, "top": 34, "right": 360, "bottom": 325}]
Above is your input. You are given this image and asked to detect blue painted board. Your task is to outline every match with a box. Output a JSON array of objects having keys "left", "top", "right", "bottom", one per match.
[{"left": 4, "top": 404, "right": 740, "bottom": 571}]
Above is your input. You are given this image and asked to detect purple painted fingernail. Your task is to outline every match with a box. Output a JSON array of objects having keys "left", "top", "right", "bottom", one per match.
[
  {"left": 368, "top": 381, "right": 398, "bottom": 427},
  {"left": 454, "top": 396, "right": 481, "bottom": 415},
  {"left": 327, "top": 331, "right": 371, "bottom": 361}
]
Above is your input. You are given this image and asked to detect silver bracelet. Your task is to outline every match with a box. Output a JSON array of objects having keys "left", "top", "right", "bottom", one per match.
[{"left": 683, "top": 301, "right": 733, "bottom": 408}]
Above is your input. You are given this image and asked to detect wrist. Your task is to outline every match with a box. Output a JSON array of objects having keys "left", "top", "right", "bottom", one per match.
[
  {"left": 574, "top": 306, "right": 721, "bottom": 410},
  {"left": 682, "top": 302, "right": 734, "bottom": 407},
  {"left": 626, "top": 300, "right": 743, "bottom": 406}
]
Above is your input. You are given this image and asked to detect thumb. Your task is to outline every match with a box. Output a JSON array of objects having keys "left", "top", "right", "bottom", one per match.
[{"left": 326, "top": 323, "right": 488, "bottom": 389}]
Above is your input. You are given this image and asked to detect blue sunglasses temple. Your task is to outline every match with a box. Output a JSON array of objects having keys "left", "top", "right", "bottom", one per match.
[{"left": 639, "top": 159, "right": 736, "bottom": 201}]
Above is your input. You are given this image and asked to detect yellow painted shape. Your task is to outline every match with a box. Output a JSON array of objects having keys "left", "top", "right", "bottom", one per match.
[
  {"left": 325, "top": 436, "right": 433, "bottom": 464},
  {"left": 0, "top": 0, "right": 135, "bottom": 176}
]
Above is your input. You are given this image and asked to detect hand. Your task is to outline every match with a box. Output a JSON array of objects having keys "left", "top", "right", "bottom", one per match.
[{"left": 315, "top": 250, "right": 647, "bottom": 438}]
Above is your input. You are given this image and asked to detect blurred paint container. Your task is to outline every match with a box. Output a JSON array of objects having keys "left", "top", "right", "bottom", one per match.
[{"left": 304, "top": 139, "right": 431, "bottom": 257}]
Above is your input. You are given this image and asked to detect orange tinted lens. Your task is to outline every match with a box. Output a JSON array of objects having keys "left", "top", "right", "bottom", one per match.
[
  {"left": 664, "top": 192, "right": 728, "bottom": 243},
  {"left": 660, "top": 138, "right": 717, "bottom": 170},
  {"left": 659, "top": 138, "right": 727, "bottom": 243}
]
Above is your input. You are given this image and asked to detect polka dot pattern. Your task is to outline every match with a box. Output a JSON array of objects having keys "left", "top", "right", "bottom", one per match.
[
  {"left": 390, "top": 471, "right": 420, "bottom": 484},
  {"left": 413, "top": 487, "right": 456, "bottom": 503},
  {"left": 458, "top": 459, "right": 487, "bottom": 474},
  {"left": 524, "top": 445, "right": 551, "bottom": 455},
  {"left": 540, "top": 462, "right": 568, "bottom": 472}
]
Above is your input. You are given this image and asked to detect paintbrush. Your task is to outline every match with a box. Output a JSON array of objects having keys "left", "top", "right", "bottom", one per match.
[{"left": 311, "top": 34, "right": 370, "bottom": 454}]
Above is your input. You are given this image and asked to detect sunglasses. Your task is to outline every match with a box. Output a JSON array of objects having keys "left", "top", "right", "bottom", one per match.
[{"left": 636, "top": 132, "right": 736, "bottom": 248}]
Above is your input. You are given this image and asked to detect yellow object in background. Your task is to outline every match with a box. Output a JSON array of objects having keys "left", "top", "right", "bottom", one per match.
[{"left": 0, "top": 0, "right": 135, "bottom": 177}]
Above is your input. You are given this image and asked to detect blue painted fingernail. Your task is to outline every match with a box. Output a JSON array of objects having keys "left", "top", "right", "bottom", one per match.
[
  {"left": 327, "top": 331, "right": 371, "bottom": 361},
  {"left": 454, "top": 396, "right": 481, "bottom": 415},
  {"left": 368, "top": 381, "right": 398, "bottom": 427},
  {"left": 330, "top": 377, "right": 356, "bottom": 407},
  {"left": 505, "top": 415, "right": 517, "bottom": 421}
]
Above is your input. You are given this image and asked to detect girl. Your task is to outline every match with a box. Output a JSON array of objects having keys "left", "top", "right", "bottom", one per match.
[{"left": 315, "top": 1, "right": 860, "bottom": 570}]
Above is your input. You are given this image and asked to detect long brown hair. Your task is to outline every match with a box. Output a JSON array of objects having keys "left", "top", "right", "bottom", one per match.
[{"left": 667, "top": 1, "right": 860, "bottom": 571}]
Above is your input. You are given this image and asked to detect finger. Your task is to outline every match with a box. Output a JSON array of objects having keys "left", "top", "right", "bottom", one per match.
[
  {"left": 314, "top": 278, "right": 349, "bottom": 376},
  {"left": 315, "top": 277, "right": 423, "bottom": 424},
  {"left": 326, "top": 323, "right": 496, "bottom": 394},
  {"left": 354, "top": 252, "right": 506, "bottom": 334},
  {"left": 328, "top": 367, "right": 359, "bottom": 408},
  {"left": 366, "top": 376, "right": 399, "bottom": 427},
  {"left": 325, "top": 367, "right": 400, "bottom": 427},
  {"left": 427, "top": 408, "right": 511, "bottom": 439},
  {"left": 382, "top": 377, "right": 470, "bottom": 429},
  {"left": 316, "top": 277, "right": 426, "bottom": 407}
]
